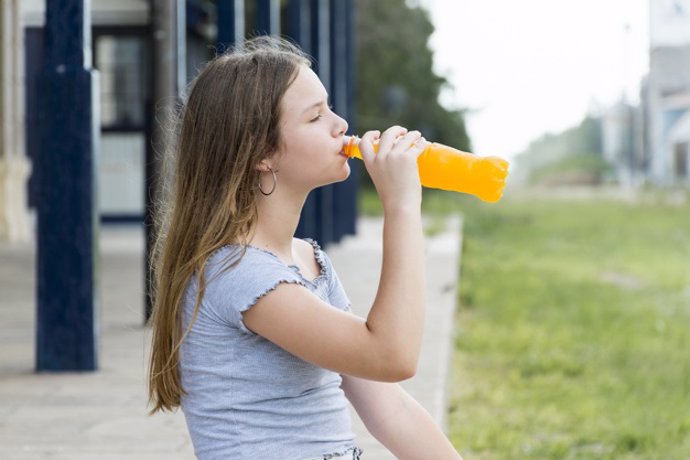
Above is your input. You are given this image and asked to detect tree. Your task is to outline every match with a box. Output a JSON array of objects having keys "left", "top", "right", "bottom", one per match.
[{"left": 355, "top": 0, "right": 471, "bottom": 151}]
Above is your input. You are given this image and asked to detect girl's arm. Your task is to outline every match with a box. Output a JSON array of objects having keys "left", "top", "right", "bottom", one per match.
[
  {"left": 243, "top": 127, "right": 428, "bottom": 382},
  {"left": 341, "top": 374, "right": 463, "bottom": 460}
]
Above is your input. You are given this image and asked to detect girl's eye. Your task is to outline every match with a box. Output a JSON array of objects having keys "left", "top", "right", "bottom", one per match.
[{"left": 310, "top": 105, "right": 333, "bottom": 122}]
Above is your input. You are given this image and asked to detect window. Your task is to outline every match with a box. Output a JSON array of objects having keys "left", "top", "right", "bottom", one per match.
[{"left": 95, "top": 34, "right": 150, "bottom": 131}]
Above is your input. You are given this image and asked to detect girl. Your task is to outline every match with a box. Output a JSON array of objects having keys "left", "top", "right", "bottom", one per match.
[{"left": 147, "top": 36, "right": 462, "bottom": 460}]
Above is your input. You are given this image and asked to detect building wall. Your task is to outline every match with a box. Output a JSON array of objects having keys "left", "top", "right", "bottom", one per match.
[
  {"left": 645, "top": 0, "right": 690, "bottom": 184},
  {"left": 19, "top": 0, "right": 357, "bottom": 247},
  {"left": 646, "top": 46, "right": 690, "bottom": 184},
  {"left": 23, "top": 0, "right": 210, "bottom": 220},
  {"left": 650, "top": 0, "right": 690, "bottom": 47}
]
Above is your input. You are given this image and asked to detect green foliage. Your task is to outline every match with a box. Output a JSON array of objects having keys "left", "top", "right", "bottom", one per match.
[
  {"left": 355, "top": 0, "right": 471, "bottom": 151},
  {"left": 448, "top": 194, "right": 690, "bottom": 459}
]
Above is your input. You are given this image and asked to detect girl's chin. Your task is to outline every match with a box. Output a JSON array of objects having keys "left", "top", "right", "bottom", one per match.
[{"left": 318, "top": 163, "right": 351, "bottom": 187}]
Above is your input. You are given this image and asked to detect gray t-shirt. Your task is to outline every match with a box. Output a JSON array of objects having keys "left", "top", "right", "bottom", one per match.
[{"left": 179, "top": 239, "right": 358, "bottom": 459}]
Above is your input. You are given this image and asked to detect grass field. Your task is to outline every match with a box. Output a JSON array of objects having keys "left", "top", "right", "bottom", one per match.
[
  {"left": 361, "top": 187, "right": 690, "bottom": 458},
  {"left": 441, "top": 189, "right": 690, "bottom": 459}
]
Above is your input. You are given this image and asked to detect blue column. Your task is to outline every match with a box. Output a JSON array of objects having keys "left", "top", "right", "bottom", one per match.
[
  {"left": 345, "top": 0, "right": 358, "bottom": 237},
  {"left": 310, "top": 0, "right": 334, "bottom": 245},
  {"left": 310, "top": 0, "right": 330, "bottom": 81},
  {"left": 290, "top": 0, "right": 318, "bottom": 241},
  {"left": 288, "top": 0, "right": 311, "bottom": 50},
  {"left": 331, "top": 0, "right": 358, "bottom": 241},
  {"left": 36, "top": 0, "right": 99, "bottom": 371},
  {"left": 344, "top": 0, "right": 356, "bottom": 136},
  {"left": 257, "top": 0, "right": 280, "bottom": 35},
  {"left": 217, "top": 0, "right": 245, "bottom": 52}
]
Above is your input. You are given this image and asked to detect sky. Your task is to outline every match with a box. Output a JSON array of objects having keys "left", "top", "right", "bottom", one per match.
[{"left": 418, "top": 0, "right": 650, "bottom": 159}]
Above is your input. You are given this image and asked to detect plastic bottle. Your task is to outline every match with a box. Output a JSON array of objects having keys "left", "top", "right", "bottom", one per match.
[{"left": 343, "top": 136, "right": 510, "bottom": 203}]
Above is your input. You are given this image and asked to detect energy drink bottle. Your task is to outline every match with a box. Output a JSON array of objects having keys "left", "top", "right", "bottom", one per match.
[{"left": 343, "top": 136, "right": 510, "bottom": 203}]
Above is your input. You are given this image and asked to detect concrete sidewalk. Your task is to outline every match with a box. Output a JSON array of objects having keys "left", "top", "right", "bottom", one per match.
[{"left": 0, "top": 216, "right": 461, "bottom": 460}]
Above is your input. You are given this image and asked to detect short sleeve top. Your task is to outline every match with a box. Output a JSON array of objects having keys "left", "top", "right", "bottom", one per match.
[{"left": 179, "top": 239, "right": 357, "bottom": 460}]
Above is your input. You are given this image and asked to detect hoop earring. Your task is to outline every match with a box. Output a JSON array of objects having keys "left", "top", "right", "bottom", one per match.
[{"left": 258, "top": 166, "right": 277, "bottom": 196}]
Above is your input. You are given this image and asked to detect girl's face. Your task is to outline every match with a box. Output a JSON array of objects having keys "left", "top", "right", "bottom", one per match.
[{"left": 272, "top": 65, "right": 350, "bottom": 193}]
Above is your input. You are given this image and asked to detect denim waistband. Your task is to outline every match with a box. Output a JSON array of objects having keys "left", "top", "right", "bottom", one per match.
[{"left": 304, "top": 446, "right": 363, "bottom": 460}]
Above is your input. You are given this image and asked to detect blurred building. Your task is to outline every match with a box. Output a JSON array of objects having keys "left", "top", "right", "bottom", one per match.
[
  {"left": 601, "top": 99, "right": 645, "bottom": 186},
  {"left": 1, "top": 0, "right": 357, "bottom": 244},
  {"left": 12, "top": 0, "right": 356, "bottom": 368},
  {"left": 23, "top": 0, "right": 217, "bottom": 223},
  {"left": 601, "top": 0, "right": 690, "bottom": 187},
  {"left": 644, "top": 0, "right": 690, "bottom": 185}
]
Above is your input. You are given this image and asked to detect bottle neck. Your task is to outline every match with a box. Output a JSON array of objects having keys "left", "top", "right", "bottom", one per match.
[{"left": 343, "top": 136, "right": 362, "bottom": 159}]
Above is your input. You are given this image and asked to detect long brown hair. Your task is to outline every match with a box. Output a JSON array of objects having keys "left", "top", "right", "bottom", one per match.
[{"left": 147, "top": 36, "right": 310, "bottom": 413}]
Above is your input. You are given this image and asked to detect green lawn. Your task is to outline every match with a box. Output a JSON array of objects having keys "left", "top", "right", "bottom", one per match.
[
  {"left": 444, "top": 190, "right": 690, "bottom": 459},
  {"left": 361, "top": 187, "right": 690, "bottom": 458}
]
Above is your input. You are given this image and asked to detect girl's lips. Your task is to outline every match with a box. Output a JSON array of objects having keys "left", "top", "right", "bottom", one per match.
[{"left": 340, "top": 135, "right": 357, "bottom": 158}]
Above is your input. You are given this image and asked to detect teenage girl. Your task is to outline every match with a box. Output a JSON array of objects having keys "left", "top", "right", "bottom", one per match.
[{"left": 147, "top": 36, "right": 463, "bottom": 460}]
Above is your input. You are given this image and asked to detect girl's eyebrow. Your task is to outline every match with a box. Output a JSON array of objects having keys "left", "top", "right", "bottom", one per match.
[{"left": 301, "top": 98, "right": 328, "bottom": 114}]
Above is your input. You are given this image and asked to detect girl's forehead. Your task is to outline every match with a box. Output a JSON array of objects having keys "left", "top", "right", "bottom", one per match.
[{"left": 284, "top": 66, "right": 327, "bottom": 104}]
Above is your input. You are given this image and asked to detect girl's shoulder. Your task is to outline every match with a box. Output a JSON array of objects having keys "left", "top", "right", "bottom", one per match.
[
  {"left": 293, "top": 237, "right": 330, "bottom": 278},
  {"left": 293, "top": 237, "right": 324, "bottom": 261}
]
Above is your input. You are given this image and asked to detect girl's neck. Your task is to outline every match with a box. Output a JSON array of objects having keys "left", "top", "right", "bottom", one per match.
[{"left": 250, "top": 189, "right": 307, "bottom": 258}]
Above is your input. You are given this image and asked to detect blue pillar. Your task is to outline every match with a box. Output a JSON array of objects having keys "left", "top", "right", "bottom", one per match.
[
  {"left": 288, "top": 0, "right": 311, "bottom": 50},
  {"left": 290, "top": 0, "right": 318, "bottom": 241},
  {"left": 217, "top": 0, "right": 245, "bottom": 51},
  {"left": 257, "top": 0, "right": 280, "bottom": 35},
  {"left": 345, "top": 0, "right": 358, "bottom": 237},
  {"left": 331, "top": 0, "right": 358, "bottom": 241},
  {"left": 36, "top": 0, "right": 99, "bottom": 371},
  {"left": 309, "top": 0, "right": 334, "bottom": 245}
]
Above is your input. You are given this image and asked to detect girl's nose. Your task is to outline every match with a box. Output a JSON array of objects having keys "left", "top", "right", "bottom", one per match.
[{"left": 335, "top": 115, "right": 348, "bottom": 137}]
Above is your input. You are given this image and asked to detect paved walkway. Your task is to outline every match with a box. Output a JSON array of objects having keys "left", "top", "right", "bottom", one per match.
[{"left": 0, "top": 216, "right": 461, "bottom": 460}]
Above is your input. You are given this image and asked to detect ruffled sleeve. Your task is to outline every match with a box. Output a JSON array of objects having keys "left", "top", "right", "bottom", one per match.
[
  {"left": 310, "top": 243, "right": 352, "bottom": 312},
  {"left": 203, "top": 246, "right": 306, "bottom": 334}
]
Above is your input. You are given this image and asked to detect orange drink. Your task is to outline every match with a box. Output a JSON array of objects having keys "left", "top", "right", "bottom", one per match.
[{"left": 343, "top": 136, "right": 510, "bottom": 203}]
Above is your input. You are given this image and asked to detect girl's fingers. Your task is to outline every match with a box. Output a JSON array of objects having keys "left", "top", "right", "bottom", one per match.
[
  {"left": 390, "top": 130, "right": 422, "bottom": 155},
  {"left": 358, "top": 127, "right": 425, "bottom": 164},
  {"left": 358, "top": 130, "right": 380, "bottom": 163},
  {"left": 406, "top": 135, "right": 427, "bottom": 158},
  {"left": 378, "top": 125, "right": 408, "bottom": 156}
]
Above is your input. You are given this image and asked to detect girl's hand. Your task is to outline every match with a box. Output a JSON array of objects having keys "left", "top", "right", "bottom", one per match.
[{"left": 358, "top": 126, "right": 427, "bottom": 211}]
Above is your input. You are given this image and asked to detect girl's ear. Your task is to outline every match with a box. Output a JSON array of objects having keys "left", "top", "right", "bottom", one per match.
[{"left": 255, "top": 159, "right": 273, "bottom": 173}]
